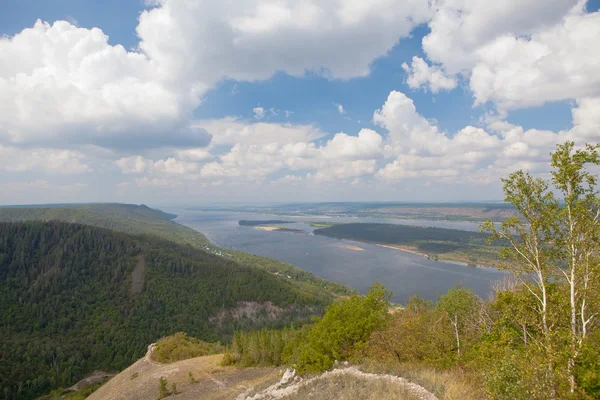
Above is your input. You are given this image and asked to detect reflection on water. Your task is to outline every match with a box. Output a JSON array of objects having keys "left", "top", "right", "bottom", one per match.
[{"left": 172, "top": 210, "right": 507, "bottom": 303}]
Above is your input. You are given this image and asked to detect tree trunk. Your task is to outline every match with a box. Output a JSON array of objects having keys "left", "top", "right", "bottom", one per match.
[{"left": 453, "top": 315, "right": 460, "bottom": 357}]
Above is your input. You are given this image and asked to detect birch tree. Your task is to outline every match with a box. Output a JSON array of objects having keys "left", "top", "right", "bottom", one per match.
[{"left": 550, "top": 142, "right": 600, "bottom": 394}]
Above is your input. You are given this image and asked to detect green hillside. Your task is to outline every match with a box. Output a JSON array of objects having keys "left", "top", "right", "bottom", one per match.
[
  {"left": 0, "top": 221, "right": 331, "bottom": 399},
  {"left": 0, "top": 204, "right": 353, "bottom": 297},
  {"left": 0, "top": 203, "right": 210, "bottom": 248}
]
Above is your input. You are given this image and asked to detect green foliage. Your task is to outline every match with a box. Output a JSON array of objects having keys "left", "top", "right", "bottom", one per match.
[
  {"left": 227, "top": 250, "right": 355, "bottom": 296},
  {"left": 369, "top": 296, "right": 456, "bottom": 368},
  {"left": 222, "top": 283, "right": 390, "bottom": 373},
  {"left": 222, "top": 327, "right": 302, "bottom": 367},
  {"left": 437, "top": 286, "right": 481, "bottom": 357},
  {"left": 152, "top": 332, "right": 222, "bottom": 363},
  {"left": 480, "top": 141, "right": 600, "bottom": 398},
  {"left": 294, "top": 283, "right": 391, "bottom": 373},
  {"left": 0, "top": 203, "right": 211, "bottom": 248},
  {"left": 157, "top": 377, "right": 169, "bottom": 399},
  {"left": 0, "top": 204, "right": 354, "bottom": 299},
  {"left": 0, "top": 221, "right": 329, "bottom": 399},
  {"left": 37, "top": 382, "right": 103, "bottom": 400}
]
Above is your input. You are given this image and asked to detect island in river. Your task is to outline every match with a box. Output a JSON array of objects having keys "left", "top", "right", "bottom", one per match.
[{"left": 313, "top": 222, "right": 503, "bottom": 267}]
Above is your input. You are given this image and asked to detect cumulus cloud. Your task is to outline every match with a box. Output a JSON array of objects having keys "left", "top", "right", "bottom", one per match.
[
  {"left": 401, "top": 56, "right": 457, "bottom": 93},
  {"left": 114, "top": 156, "right": 152, "bottom": 174},
  {"left": 0, "top": 20, "right": 191, "bottom": 148},
  {"left": 422, "top": 0, "right": 600, "bottom": 109},
  {"left": 373, "top": 89, "right": 599, "bottom": 184},
  {"left": 1, "top": 0, "right": 432, "bottom": 151},
  {"left": 335, "top": 103, "right": 346, "bottom": 114},
  {"left": 0, "top": 145, "right": 91, "bottom": 174}
]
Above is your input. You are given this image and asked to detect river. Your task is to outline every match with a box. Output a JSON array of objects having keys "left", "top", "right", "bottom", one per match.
[{"left": 172, "top": 209, "right": 508, "bottom": 303}]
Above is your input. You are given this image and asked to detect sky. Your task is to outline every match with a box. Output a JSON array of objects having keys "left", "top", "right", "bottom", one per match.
[{"left": 1, "top": 0, "right": 599, "bottom": 206}]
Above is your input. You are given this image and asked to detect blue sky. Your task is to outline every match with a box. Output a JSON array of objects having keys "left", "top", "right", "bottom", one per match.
[{"left": 1, "top": 0, "right": 599, "bottom": 205}]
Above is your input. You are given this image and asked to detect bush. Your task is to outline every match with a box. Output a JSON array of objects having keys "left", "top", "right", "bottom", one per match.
[
  {"left": 294, "top": 283, "right": 391, "bottom": 373},
  {"left": 152, "top": 332, "right": 222, "bottom": 363}
]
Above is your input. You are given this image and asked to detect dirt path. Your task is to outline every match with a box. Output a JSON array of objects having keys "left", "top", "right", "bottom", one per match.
[{"left": 87, "top": 349, "right": 281, "bottom": 400}]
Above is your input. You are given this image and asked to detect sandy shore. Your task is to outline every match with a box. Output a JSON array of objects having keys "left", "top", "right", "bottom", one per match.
[
  {"left": 335, "top": 243, "right": 365, "bottom": 251},
  {"left": 376, "top": 244, "right": 428, "bottom": 257},
  {"left": 254, "top": 226, "right": 280, "bottom": 231}
]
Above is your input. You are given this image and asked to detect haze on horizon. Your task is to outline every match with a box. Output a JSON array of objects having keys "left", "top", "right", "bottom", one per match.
[{"left": 1, "top": 0, "right": 600, "bottom": 205}]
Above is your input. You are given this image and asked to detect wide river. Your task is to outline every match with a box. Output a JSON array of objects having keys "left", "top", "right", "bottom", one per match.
[{"left": 172, "top": 210, "right": 508, "bottom": 303}]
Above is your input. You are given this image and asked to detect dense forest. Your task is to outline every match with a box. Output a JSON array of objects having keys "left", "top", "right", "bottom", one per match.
[
  {"left": 0, "top": 204, "right": 354, "bottom": 297},
  {"left": 0, "top": 222, "right": 332, "bottom": 399},
  {"left": 314, "top": 222, "right": 502, "bottom": 266},
  {"left": 0, "top": 204, "right": 210, "bottom": 248}
]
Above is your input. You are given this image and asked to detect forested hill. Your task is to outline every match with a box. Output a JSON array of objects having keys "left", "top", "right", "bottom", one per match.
[
  {"left": 0, "top": 204, "right": 354, "bottom": 297},
  {"left": 0, "top": 221, "right": 330, "bottom": 399},
  {"left": 0, "top": 203, "right": 210, "bottom": 248}
]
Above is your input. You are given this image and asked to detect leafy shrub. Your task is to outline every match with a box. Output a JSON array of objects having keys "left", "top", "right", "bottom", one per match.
[
  {"left": 294, "top": 283, "right": 391, "bottom": 373},
  {"left": 151, "top": 332, "right": 222, "bottom": 363}
]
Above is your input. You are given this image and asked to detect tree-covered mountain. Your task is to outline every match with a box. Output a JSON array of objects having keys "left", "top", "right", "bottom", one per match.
[
  {"left": 0, "top": 221, "right": 331, "bottom": 399},
  {"left": 0, "top": 203, "right": 210, "bottom": 248},
  {"left": 0, "top": 204, "right": 353, "bottom": 297}
]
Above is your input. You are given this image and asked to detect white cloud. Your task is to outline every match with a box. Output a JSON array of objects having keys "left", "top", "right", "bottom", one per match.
[
  {"left": 253, "top": 107, "right": 265, "bottom": 119},
  {"left": 192, "top": 117, "right": 325, "bottom": 147},
  {"left": 135, "top": 177, "right": 177, "bottom": 188},
  {"left": 115, "top": 156, "right": 199, "bottom": 176},
  {"left": 138, "top": 0, "right": 432, "bottom": 82},
  {"left": 1, "top": 0, "right": 432, "bottom": 151},
  {"left": 373, "top": 89, "right": 600, "bottom": 184},
  {"left": 401, "top": 56, "right": 457, "bottom": 93},
  {"left": 421, "top": 0, "right": 600, "bottom": 109},
  {"left": 423, "top": 0, "right": 580, "bottom": 74},
  {"left": 175, "top": 148, "right": 213, "bottom": 161},
  {"left": 0, "top": 145, "right": 91, "bottom": 174},
  {"left": 0, "top": 180, "right": 89, "bottom": 203},
  {"left": 114, "top": 156, "right": 152, "bottom": 174},
  {"left": 320, "top": 129, "right": 383, "bottom": 160},
  {"left": 0, "top": 20, "right": 189, "bottom": 148},
  {"left": 335, "top": 103, "right": 346, "bottom": 114}
]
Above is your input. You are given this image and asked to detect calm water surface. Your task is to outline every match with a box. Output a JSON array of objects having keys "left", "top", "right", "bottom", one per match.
[{"left": 172, "top": 210, "right": 507, "bottom": 303}]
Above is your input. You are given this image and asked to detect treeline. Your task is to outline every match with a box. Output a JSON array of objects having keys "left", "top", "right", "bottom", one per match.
[
  {"left": 0, "top": 221, "right": 331, "bottom": 399},
  {"left": 314, "top": 222, "right": 503, "bottom": 265},
  {"left": 223, "top": 142, "right": 600, "bottom": 399}
]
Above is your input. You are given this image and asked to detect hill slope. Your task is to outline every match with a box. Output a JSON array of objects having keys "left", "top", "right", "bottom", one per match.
[
  {"left": 0, "top": 204, "right": 353, "bottom": 296},
  {"left": 0, "top": 203, "right": 210, "bottom": 248},
  {"left": 0, "top": 221, "right": 330, "bottom": 399}
]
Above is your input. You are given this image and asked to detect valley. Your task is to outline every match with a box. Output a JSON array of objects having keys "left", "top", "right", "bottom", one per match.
[{"left": 173, "top": 210, "right": 507, "bottom": 303}]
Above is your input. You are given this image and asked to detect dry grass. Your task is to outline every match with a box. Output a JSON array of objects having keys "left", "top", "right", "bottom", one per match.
[
  {"left": 361, "top": 361, "right": 484, "bottom": 400},
  {"left": 279, "top": 373, "right": 418, "bottom": 400},
  {"left": 87, "top": 353, "right": 281, "bottom": 400}
]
